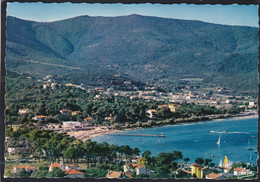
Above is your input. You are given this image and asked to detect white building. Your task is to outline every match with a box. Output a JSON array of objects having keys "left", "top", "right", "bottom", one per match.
[
  {"left": 13, "top": 165, "right": 36, "bottom": 174},
  {"left": 62, "top": 121, "right": 82, "bottom": 128},
  {"left": 233, "top": 167, "right": 252, "bottom": 176},
  {"left": 65, "top": 164, "right": 78, "bottom": 170},
  {"left": 124, "top": 163, "right": 150, "bottom": 175},
  {"left": 51, "top": 83, "right": 58, "bottom": 89},
  {"left": 146, "top": 109, "right": 157, "bottom": 119},
  {"left": 32, "top": 115, "right": 48, "bottom": 121},
  {"left": 18, "top": 109, "right": 30, "bottom": 115},
  {"left": 43, "top": 84, "right": 50, "bottom": 89},
  {"left": 49, "top": 163, "right": 65, "bottom": 172}
]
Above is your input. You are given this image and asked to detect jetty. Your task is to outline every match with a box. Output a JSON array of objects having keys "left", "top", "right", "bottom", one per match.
[{"left": 104, "top": 133, "right": 165, "bottom": 137}]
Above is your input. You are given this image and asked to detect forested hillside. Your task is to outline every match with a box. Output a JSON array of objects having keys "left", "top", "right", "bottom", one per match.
[{"left": 6, "top": 15, "right": 258, "bottom": 94}]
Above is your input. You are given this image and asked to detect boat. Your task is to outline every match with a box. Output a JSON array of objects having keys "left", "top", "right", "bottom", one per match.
[
  {"left": 217, "top": 135, "right": 221, "bottom": 145},
  {"left": 218, "top": 160, "right": 222, "bottom": 168},
  {"left": 254, "top": 150, "right": 257, "bottom": 153},
  {"left": 247, "top": 139, "right": 253, "bottom": 150},
  {"left": 210, "top": 155, "right": 214, "bottom": 158},
  {"left": 211, "top": 130, "right": 215, "bottom": 133},
  {"left": 223, "top": 156, "right": 230, "bottom": 168}
]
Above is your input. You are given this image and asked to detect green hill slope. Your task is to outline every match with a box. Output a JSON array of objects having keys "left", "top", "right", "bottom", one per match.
[{"left": 6, "top": 15, "right": 258, "bottom": 94}]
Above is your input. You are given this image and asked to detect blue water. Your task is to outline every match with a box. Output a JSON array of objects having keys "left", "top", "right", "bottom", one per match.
[{"left": 92, "top": 117, "right": 258, "bottom": 165}]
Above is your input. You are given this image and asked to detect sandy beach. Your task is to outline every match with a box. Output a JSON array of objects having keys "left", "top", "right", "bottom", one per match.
[{"left": 67, "top": 110, "right": 258, "bottom": 141}]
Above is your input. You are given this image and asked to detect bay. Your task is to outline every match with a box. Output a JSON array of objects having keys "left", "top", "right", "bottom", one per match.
[{"left": 92, "top": 117, "right": 258, "bottom": 165}]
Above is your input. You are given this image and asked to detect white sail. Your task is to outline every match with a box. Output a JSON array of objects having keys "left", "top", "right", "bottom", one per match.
[
  {"left": 218, "top": 160, "right": 222, "bottom": 168},
  {"left": 217, "top": 135, "right": 221, "bottom": 145},
  {"left": 228, "top": 161, "right": 233, "bottom": 168}
]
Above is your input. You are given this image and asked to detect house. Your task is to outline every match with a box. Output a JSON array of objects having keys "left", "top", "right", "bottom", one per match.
[
  {"left": 124, "top": 81, "right": 132, "bottom": 85},
  {"left": 62, "top": 121, "right": 82, "bottom": 129},
  {"left": 186, "top": 95, "right": 196, "bottom": 100},
  {"left": 60, "top": 109, "right": 72, "bottom": 115},
  {"left": 18, "top": 109, "right": 30, "bottom": 115},
  {"left": 205, "top": 173, "right": 223, "bottom": 179},
  {"left": 32, "top": 115, "right": 48, "bottom": 121},
  {"left": 105, "top": 115, "right": 114, "bottom": 121},
  {"left": 106, "top": 171, "right": 126, "bottom": 179},
  {"left": 168, "top": 104, "right": 181, "bottom": 112},
  {"left": 94, "top": 95, "right": 101, "bottom": 100},
  {"left": 248, "top": 102, "right": 257, "bottom": 108},
  {"left": 11, "top": 124, "right": 21, "bottom": 132},
  {"left": 146, "top": 109, "right": 157, "bottom": 118},
  {"left": 64, "top": 168, "right": 84, "bottom": 178},
  {"left": 212, "top": 100, "right": 220, "bottom": 104},
  {"left": 45, "top": 75, "right": 52, "bottom": 79},
  {"left": 13, "top": 165, "right": 36, "bottom": 174},
  {"left": 49, "top": 163, "right": 65, "bottom": 172},
  {"left": 51, "top": 83, "right": 58, "bottom": 89},
  {"left": 66, "top": 83, "right": 74, "bottom": 87},
  {"left": 249, "top": 102, "right": 255, "bottom": 106},
  {"left": 191, "top": 163, "right": 211, "bottom": 179},
  {"left": 43, "top": 84, "right": 50, "bottom": 89},
  {"left": 124, "top": 163, "right": 151, "bottom": 175},
  {"left": 65, "top": 164, "right": 78, "bottom": 170},
  {"left": 95, "top": 87, "right": 104, "bottom": 91},
  {"left": 130, "top": 95, "right": 139, "bottom": 100},
  {"left": 84, "top": 117, "right": 94, "bottom": 122},
  {"left": 71, "top": 111, "right": 82, "bottom": 116},
  {"left": 158, "top": 105, "right": 168, "bottom": 109},
  {"left": 233, "top": 167, "right": 252, "bottom": 176}
]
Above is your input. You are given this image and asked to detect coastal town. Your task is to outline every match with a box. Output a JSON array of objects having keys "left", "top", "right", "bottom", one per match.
[
  {"left": 4, "top": 73, "right": 258, "bottom": 179},
  {"left": 6, "top": 74, "right": 257, "bottom": 141}
]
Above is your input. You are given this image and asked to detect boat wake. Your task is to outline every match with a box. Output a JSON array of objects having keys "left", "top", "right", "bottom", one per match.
[{"left": 211, "top": 130, "right": 250, "bottom": 134}]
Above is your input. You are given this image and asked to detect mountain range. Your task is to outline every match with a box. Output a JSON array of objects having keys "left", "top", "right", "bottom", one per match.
[{"left": 6, "top": 14, "right": 258, "bottom": 94}]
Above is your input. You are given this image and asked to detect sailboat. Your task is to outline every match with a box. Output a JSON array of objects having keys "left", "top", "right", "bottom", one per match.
[
  {"left": 218, "top": 160, "right": 222, "bottom": 168},
  {"left": 223, "top": 156, "right": 229, "bottom": 168},
  {"left": 247, "top": 139, "right": 253, "bottom": 150},
  {"left": 217, "top": 135, "right": 221, "bottom": 145}
]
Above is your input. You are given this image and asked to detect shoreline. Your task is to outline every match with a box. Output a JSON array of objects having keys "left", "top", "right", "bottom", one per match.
[{"left": 67, "top": 111, "right": 258, "bottom": 141}]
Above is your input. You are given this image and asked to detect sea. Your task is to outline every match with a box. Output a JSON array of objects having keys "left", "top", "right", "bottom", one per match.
[{"left": 92, "top": 117, "right": 258, "bottom": 165}]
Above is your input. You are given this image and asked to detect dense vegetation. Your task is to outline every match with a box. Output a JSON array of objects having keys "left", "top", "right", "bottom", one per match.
[
  {"left": 6, "top": 123, "right": 185, "bottom": 178},
  {"left": 6, "top": 72, "right": 244, "bottom": 128},
  {"left": 6, "top": 15, "right": 258, "bottom": 95}
]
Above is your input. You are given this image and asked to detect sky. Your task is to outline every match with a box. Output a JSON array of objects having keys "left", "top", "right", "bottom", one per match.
[{"left": 7, "top": 2, "right": 258, "bottom": 27}]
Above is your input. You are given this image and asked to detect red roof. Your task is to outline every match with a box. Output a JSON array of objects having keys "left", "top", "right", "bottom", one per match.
[
  {"left": 19, "top": 109, "right": 29, "bottom": 111},
  {"left": 206, "top": 173, "right": 222, "bottom": 179},
  {"left": 64, "top": 168, "right": 83, "bottom": 175},
  {"left": 158, "top": 105, "right": 168, "bottom": 108},
  {"left": 148, "top": 109, "right": 157, "bottom": 113},
  {"left": 72, "top": 111, "right": 82, "bottom": 114},
  {"left": 50, "top": 163, "right": 61, "bottom": 168},
  {"left": 95, "top": 87, "right": 104, "bottom": 90},
  {"left": 84, "top": 117, "right": 94, "bottom": 121},
  {"left": 234, "top": 167, "right": 246, "bottom": 172},
  {"left": 60, "top": 109, "right": 72, "bottom": 112},
  {"left": 35, "top": 115, "right": 47, "bottom": 118}
]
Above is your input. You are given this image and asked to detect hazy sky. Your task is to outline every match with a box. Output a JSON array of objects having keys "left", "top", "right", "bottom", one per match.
[{"left": 7, "top": 2, "right": 258, "bottom": 27}]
